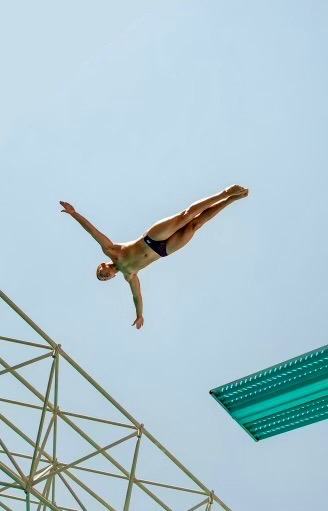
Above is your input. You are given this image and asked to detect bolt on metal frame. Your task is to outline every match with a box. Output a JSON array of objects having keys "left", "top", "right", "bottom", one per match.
[{"left": 0, "top": 290, "right": 231, "bottom": 511}]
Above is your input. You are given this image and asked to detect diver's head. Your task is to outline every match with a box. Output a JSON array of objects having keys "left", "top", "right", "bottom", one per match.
[{"left": 96, "top": 262, "right": 117, "bottom": 281}]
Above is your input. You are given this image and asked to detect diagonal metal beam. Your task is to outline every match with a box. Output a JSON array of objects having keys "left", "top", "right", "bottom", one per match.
[
  {"left": 68, "top": 465, "right": 207, "bottom": 497},
  {"left": 0, "top": 451, "right": 47, "bottom": 464},
  {"left": 60, "top": 410, "right": 137, "bottom": 430},
  {"left": 38, "top": 476, "right": 52, "bottom": 511},
  {"left": 63, "top": 470, "right": 117, "bottom": 511},
  {"left": 143, "top": 427, "right": 230, "bottom": 510},
  {"left": 33, "top": 416, "right": 55, "bottom": 483},
  {"left": 0, "top": 499, "right": 14, "bottom": 511},
  {"left": 0, "top": 414, "right": 54, "bottom": 465},
  {"left": 0, "top": 352, "right": 53, "bottom": 376},
  {"left": 1, "top": 494, "right": 36, "bottom": 503},
  {"left": 0, "top": 397, "right": 46, "bottom": 411},
  {"left": 0, "top": 482, "right": 21, "bottom": 495},
  {"left": 0, "top": 336, "right": 52, "bottom": 350},
  {"left": 0, "top": 482, "right": 20, "bottom": 489},
  {"left": 0, "top": 357, "right": 54, "bottom": 413},
  {"left": 0, "top": 438, "right": 26, "bottom": 481},
  {"left": 0, "top": 461, "right": 25, "bottom": 489},
  {"left": 187, "top": 498, "right": 209, "bottom": 511},
  {"left": 28, "top": 356, "right": 56, "bottom": 484},
  {"left": 34, "top": 464, "right": 53, "bottom": 483},
  {"left": 58, "top": 473, "right": 88, "bottom": 511},
  {"left": 123, "top": 425, "right": 143, "bottom": 511}
]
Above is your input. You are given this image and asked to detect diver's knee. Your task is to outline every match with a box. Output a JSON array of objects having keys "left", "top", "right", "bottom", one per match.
[{"left": 181, "top": 207, "right": 194, "bottom": 221}]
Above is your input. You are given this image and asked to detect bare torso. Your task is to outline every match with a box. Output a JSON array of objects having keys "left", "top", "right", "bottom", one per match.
[{"left": 104, "top": 237, "right": 160, "bottom": 278}]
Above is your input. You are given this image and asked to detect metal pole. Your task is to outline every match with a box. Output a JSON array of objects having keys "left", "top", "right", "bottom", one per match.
[
  {"left": 0, "top": 335, "right": 52, "bottom": 350},
  {"left": 40, "top": 476, "right": 52, "bottom": 511},
  {"left": 26, "top": 491, "right": 31, "bottom": 511},
  {"left": 123, "top": 424, "right": 143, "bottom": 511},
  {"left": 33, "top": 416, "right": 55, "bottom": 480},
  {"left": 0, "top": 352, "right": 53, "bottom": 376},
  {"left": 29, "top": 356, "right": 56, "bottom": 484},
  {"left": 187, "top": 499, "right": 209, "bottom": 511}
]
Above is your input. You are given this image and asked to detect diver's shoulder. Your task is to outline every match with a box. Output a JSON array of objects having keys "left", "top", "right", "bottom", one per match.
[{"left": 123, "top": 271, "right": 138, "bottom": 283}]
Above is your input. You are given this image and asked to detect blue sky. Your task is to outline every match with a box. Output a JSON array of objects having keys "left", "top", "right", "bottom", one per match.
[{"left": 1, "top": 1, "right": 328, "bottom": 510}]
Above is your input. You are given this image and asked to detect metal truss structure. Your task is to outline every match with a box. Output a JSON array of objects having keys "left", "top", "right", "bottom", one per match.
[{"left": 0, "top": 290, "right": 231, "bottom": 511}]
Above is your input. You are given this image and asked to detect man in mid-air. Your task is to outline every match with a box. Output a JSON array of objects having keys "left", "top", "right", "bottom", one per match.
[{"left": 60, "top": 184, "right": 248, "bottom": 329}]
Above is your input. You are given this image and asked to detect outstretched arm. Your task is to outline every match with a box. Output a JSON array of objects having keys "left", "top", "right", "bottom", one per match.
[
  {"left": 60, "top": 201, "right": 113, "bottom": 252},
  {"left": 126, "top": 274, "right": 144, "bottom": 330}
]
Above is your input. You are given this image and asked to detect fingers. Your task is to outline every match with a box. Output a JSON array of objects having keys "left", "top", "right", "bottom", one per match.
[
  {"left": 131, "top": 319, "right": 144, "bottom": 329},
  {"left": 60, "top": 201, "right": 74, "bottom": 214},
  {"left": 60, "top": 201, "right": 72, "bottom": 209}
]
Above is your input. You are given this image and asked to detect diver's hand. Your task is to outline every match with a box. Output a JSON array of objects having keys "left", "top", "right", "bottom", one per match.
[
  {"left": 60, "top": 201, "right": 76, "bottom": 215},
  {"left": 132, "top": 316, "right": 144, "bottom": 330}
]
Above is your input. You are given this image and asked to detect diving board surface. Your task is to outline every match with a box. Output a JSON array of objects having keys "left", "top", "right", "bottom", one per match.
[{"left": 210, "top": 345, "right": 328, "bottom": 441}]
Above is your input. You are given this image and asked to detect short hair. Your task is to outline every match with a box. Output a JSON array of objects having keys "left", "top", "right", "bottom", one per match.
[{"left": 96, "top": 264, "right": 106, "bottom": 281}]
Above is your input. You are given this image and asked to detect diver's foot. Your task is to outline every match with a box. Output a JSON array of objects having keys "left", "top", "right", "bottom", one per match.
[
  {"left": 225, "top": 184, "right": 248, "bottom": 197},
  {"left": 234, "top": 188, "right": 249, "bottom": 199}
]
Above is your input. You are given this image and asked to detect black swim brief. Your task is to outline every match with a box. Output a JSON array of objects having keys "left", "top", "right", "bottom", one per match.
[{"left": 143, "top": 234, "right": 168, "bottom": 257}]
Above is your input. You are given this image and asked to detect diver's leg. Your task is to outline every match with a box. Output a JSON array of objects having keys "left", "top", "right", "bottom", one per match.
[
  {"left": 146, "top": 185, "right": 248, "bottom": 241},
  {"left": 166, "top": 192, "right": 248, "bottom": 255},
  {"left": 192, "top": 192, "right": 248, "bottom": 229}
]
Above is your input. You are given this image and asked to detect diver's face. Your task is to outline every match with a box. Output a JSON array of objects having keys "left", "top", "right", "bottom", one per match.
[{"left": 97, "top": 263, "right": 116, "bottom": 281}]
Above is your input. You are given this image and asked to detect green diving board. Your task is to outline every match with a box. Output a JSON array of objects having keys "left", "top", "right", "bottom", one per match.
[{"left": 210, "top": 344, "right": 328, "bottom": 441}]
